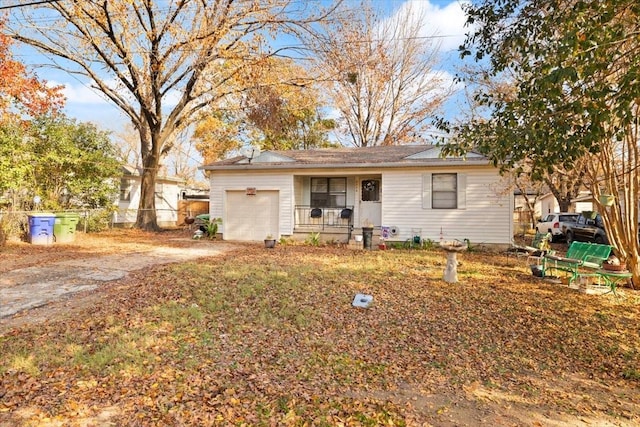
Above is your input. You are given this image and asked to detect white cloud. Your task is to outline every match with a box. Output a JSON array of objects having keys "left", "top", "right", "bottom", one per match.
[
  {"left": 390, "top": 0, "right": 469, "bottom": 53},
  {"left": 50, "top": 78, "right": 182, "bottom": 108},
  {"left": 48, "top": 80, "right": 110, "bottom": 105},
  {"left": 45, "top": 80, "right": 127, "bottom": 131},
  {"left": 164, "top": 89, "right": 182, "bottom": 107},
  {"left": 431, "top": 68, "right": 464, "bottom": 98}
]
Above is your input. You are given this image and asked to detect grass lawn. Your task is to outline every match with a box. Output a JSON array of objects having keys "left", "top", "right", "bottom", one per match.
[{"left": 1, "top": 240, "right": 639, "bottom": 426}]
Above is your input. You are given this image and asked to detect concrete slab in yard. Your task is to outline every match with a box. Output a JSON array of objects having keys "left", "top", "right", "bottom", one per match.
[{"left": 0, "top": 243, "right": 237, "bottom": 320}]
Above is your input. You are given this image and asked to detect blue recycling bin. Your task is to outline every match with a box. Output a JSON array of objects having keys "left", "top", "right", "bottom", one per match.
[{"left": 28, "top": 213, "right": 55, "bottom": 245}]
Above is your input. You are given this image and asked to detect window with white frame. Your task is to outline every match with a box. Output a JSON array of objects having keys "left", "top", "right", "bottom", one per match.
[
  {"left": 432, "top": 173, "right": 457, "bottom": 209},
  {"left": 422, "top": 173, "right": 466, "bottom": 210},
  {"left": 120, "top": 178, "right": 132, "bottom": 202}
]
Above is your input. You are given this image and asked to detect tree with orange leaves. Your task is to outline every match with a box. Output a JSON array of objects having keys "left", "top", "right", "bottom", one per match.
[
  {"left": 0, "top": 20, "right": 63, "bottom": 121},
  {"left": 0, "top": 17, "right": 65, "bottom": 211}
]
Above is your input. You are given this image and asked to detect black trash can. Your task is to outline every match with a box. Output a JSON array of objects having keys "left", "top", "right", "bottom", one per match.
[{"left": 362, "top": 226, "right": 374, "bottom": 250}]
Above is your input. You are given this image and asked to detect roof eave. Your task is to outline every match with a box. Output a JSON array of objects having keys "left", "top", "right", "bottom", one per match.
[{"left": 200, "top": 159, "right": 491, "bottom": 171}]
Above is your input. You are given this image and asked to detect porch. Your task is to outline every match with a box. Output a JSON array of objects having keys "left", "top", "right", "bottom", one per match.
[
  {"left": 293, "top": 205, "right": 354, "bottom": 241},
  {"left": 291, "top": 174, "right": 381, "bottom": 241}
]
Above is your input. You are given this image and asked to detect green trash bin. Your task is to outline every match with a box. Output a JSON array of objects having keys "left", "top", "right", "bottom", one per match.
[{"left": 53, "top": 212, "right": 80, "bottom": 243}]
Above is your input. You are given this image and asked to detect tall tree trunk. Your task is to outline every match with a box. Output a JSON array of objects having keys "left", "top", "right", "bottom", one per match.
[
  {"left": 557, "top": 199, "right": 571, "bottom": 212},
  {"left": 586, "top": 121, "right": 640, "bottom": 287},
  {"left": 520, "top": 193, "right": 537, "bottom": 229},
  {"left": 135, "top": 123, "right": 160, "bottom": 231},
  {"left": 544, "top": 161, "right": 588, "bottom": 214},
  {"left": 136, "top": 154, "right": 160, "bottom": 231}
]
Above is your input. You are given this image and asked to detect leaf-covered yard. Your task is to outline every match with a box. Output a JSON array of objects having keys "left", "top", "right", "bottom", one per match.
[{"left": 1, "top": 233, "right": 639, "bottom": 426}]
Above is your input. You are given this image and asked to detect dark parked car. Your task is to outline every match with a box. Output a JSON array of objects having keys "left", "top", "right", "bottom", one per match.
[{"left": 563, "top": 213, "right": 608, "bottom": 245}]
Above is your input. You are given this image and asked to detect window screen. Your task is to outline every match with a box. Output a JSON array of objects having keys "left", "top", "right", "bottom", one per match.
[{"left": 432, "top": 173, "right": 457, "bottom": 209}]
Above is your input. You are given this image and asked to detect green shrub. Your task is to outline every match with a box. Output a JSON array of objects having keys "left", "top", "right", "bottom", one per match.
[
  {"left": 306, "top": 232, "right": 321, "bottom": 246},
  {"left": 0, "top": 213, "right": 28, "bottom": 245},
  {"left": 204, "top": 217, "right": 222, "bottom": 239},
  {"left": 81, "top": 209, "right": 113, "bottom": 232}
]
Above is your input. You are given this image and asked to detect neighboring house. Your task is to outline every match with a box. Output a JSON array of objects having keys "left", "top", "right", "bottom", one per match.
[
  {"left": 538, "top": 193, "right": 556, "bottom": 218},
  {"left": 201, "top": 145, "right": 513, "bottom": 245},
  {"left": 541, "top": 191, "right": 593, "bottom": 216},
  {"left": 569, "top": 192, "right": 595, "bottom": 214},
  {"left": 514, "top": 189, "right": 594, "bottom": 219},
  {"left": 115, "top": 165, "right": 185, "bottom": 227}
]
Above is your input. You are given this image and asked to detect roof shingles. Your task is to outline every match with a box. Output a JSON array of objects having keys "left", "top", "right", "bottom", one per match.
[{"left": 202, "top": 145, "right": 487, "bottom": 169}]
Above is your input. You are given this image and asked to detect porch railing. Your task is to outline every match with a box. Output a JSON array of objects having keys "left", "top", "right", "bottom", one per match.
[{"left": 294, "top": 205, "right": 354, "bottom": 238}]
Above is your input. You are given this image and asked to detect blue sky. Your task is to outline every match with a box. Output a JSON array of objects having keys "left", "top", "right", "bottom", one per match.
[{"left": 13, "top": 0, "right": 470, "bottom": 136}]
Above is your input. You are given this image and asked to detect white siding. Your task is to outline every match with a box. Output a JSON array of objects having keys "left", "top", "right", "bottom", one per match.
[
  {"left": 575, "top": 201, "right": 593, "bottom": 213},
  {"left": 299, "top": 176, "right": 311, "bottom": 205},
  {"left": 208, "top": 165, "right": 511, "bottom": 244},
  {"left": 294, "top": 176, "right": 304, "bottom": 205},
  {"left": 382, "top": 168, "right": 512, "bottom": 244},
  {"left": 539, "top": 194, "right": 557, "bottom": 216},
  {"left": 346, "top": 176, "right": 357, "bottom": 207},
  {"left": 210, "top": 172, "right": 294, "bottom": 237}
]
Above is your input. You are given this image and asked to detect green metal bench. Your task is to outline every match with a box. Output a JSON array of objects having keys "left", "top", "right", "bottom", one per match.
[{"left": 542, "top": 241, "right": 612, "bottom": 286}]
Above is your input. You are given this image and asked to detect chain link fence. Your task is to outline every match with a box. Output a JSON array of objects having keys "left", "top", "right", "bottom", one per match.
[
  {"left": 0, "top": 208, "right": 180, "bottom": 245},
  {"left": 0, "top": 209, "right": 111, "bottom": 243}
]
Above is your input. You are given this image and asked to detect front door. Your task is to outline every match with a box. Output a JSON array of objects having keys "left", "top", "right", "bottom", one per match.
[{"left": 358, "top": 178, "right": 381, "bottom": 227}]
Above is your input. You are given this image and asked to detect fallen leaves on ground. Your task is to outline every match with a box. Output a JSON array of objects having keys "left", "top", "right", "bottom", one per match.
[{"left": 1, "top": 233, "right": 639, "bottom": 426}]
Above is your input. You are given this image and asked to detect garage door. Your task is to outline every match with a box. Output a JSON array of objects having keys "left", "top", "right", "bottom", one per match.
[{"left": 224, "top": 190, "right": 279, "bottom": 241}]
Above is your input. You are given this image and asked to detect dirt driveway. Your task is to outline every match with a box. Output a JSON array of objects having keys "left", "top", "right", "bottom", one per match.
[{"left": 0, "top": 229, "right": 238, "bottom": 330}]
